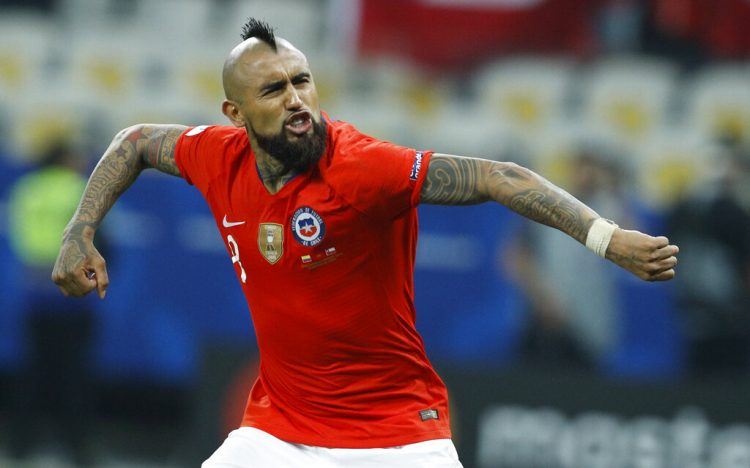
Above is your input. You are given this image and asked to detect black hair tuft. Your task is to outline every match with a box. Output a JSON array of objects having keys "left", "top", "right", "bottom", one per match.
[{"left": 240, "top": 18, "right": 277, "bottom": 51}]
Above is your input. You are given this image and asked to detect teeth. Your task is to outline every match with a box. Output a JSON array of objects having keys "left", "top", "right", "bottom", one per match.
[{"left": 289, "top": 114, "right": 308, "bottom": 127}]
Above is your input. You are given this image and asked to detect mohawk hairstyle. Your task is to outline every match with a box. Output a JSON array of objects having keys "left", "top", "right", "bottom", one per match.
[{"left": 240, "top": 18, "right": 277, "bottom": 51}]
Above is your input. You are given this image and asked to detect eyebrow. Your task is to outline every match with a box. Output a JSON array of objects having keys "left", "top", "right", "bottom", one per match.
[
  {"left": 291, "top": 72, "right": 311, "bottom": 83},
  {"left": 259, "top": 72, "right": 311, "bottom": 95}
]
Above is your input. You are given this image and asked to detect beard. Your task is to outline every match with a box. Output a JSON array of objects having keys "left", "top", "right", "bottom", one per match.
[{"left": 254, "top": 117, "right": 328, "bottom": 175}]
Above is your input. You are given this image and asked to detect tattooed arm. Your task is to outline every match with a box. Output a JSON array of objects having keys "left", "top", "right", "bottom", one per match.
[
  {"left": 52, "top": 124, "right": 187, "bottom": 298},
  {"left": 421, "top": 153, "right": 679, "bottom": 281}
]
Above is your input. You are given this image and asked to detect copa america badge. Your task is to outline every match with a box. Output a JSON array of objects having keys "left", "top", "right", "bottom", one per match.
[{"left": 291, "top": 206, "right": 325, "bottom": 247}]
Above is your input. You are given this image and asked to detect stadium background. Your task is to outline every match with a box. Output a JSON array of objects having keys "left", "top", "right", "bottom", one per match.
[{"left": 0, "top": 0, "right": 749, "bottom": 467}]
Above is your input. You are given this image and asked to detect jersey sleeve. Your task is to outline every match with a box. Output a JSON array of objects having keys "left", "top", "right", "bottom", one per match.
[
  {"left": 174, "top": 125, "right": 224, "bottom": 195},
  {"left": 328, "top": 125, "right": 432, "bottom": 220}
]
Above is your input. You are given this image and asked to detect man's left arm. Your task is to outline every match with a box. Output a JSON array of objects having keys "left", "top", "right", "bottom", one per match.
[{"left": 420, "top": 153, "right": 678, "bottom": 282}]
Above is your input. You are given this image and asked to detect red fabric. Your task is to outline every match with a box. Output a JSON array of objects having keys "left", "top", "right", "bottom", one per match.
[
  {"left": 704, "top": 0, "right": 750, "bottom": 58},
  {"left": 653, "top": 0, "right": 705, "bottom": 37},
  {"left": 174, "top": 119, "right": 450, "bottom": 448},
  {"left": 357, "top": 0, "right": 595, "bottom": 70},
  {"left": 222, "top": 358, "right": 259, "bottom": 436},
  {"left": 652, "top": 0, "right": 750, "bottom": 57}
]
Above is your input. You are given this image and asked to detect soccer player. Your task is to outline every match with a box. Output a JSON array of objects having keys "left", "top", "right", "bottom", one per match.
[{"left": 52, "top": 18, "right": 679, "bottom": 467}]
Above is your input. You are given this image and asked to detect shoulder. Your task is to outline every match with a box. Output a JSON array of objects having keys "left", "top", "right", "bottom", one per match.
[
  {"left": 324, "top": 117, "right": 395, "bottom": 166},
  {"left": 175, "top": 125, "right": 250, "bottom": 186},
  {"left": 321, "top": 116, "right": 428, "bottom": 191},
  {"left": 325, "top": 117, "right": 368, "bottom": 149},
  {"left": 181, "top": 125, "right": 247, "bottom": 145},
  {"left": 178, "top": 125, "right": 249, "bottom": 159}
]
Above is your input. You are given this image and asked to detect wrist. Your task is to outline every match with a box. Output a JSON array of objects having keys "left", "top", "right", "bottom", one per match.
[
  {"left": 63, "top": 220, "right": 97, "bottom": 241},
  {"left": 585, "top": 218, "right": 618, "bottom": 258}
]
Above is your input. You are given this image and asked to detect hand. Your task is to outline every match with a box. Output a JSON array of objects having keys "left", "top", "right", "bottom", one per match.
[
  {"left": 51, "top": 224, "right": 109, "bottom": 299},
  {"left": 606, "top": 228, "right": 679, "bottom": 281}
]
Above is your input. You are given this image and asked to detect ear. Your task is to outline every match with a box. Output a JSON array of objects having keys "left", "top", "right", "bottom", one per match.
[{"left": 222, "top": 100, "right": 246, "bottom": 128}]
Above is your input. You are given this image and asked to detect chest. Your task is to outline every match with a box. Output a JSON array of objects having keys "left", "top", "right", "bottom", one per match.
[{"left": 206, "top": 170, "right": 368, "bottom": 277}]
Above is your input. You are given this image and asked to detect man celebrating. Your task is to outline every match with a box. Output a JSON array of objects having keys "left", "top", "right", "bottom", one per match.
[{"left": 53, "top": 18, "right": 678, "bottom": 467}]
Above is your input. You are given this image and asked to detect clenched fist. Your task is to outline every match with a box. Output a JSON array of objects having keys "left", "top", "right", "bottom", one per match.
[
  {"left": 606, "top": 228, "right": 679, "bottom": 281},
  {"left": 51, "top": 222, "right": 109, "bottom": 299}
]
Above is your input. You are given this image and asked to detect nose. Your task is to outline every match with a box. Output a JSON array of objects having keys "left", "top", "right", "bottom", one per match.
[{"left": 285, "top": 86, "right": 303, "bottom": 110}]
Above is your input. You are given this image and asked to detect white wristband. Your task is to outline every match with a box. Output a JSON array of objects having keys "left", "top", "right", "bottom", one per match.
[{"left": 585, "top": 218, "right": 618, "bottom": 258}]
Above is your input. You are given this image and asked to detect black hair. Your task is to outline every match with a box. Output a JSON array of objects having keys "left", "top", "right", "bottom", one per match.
[{"left": 240, "top": 18, "right": 277, "bottom": 51}]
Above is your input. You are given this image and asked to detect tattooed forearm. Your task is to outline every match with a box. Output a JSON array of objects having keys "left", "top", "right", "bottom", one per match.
[
  {"left": 71, "top": 124, "right": 186, "bottom": 227},
  {"left": 506, "top": 189, "right": 592, "bottom": 243},
  {"left": 73, "top": 126, "right": 147, "bottom": 226},
  {"left": 487, "top": 162, "right": 598, "bottom": 244},
  {"left": 421, "top": 153, "right": 599, "bottom": 244},
  {"left": 421, "top": 154, "right": 489, "bottom": 205}
]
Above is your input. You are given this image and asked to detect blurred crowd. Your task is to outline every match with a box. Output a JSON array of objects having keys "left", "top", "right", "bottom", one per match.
[{"left": 0, "top": 0, "right": 749, "bottom": 466}]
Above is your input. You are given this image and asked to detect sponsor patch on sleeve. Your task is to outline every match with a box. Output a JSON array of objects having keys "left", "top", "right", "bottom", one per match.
[
  {"left": 409, "top": 151, "right": 424, "bottom": 181},
  {"left": 186, "top": 125, "right": 209, "bottom": 136}
]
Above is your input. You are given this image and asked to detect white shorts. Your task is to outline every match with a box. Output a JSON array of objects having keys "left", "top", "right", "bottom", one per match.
[{"left": 202, "top": 426, "right": 463, "bottom": 468}]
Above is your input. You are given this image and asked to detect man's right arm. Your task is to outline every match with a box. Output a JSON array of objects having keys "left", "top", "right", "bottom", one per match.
[{"left": 51, "top": 124, "right": 187, "bottom": 299}]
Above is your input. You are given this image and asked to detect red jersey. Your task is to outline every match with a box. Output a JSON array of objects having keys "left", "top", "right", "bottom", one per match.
[{"left": 174, "top": 118, "right": 451, "bottom": 448}]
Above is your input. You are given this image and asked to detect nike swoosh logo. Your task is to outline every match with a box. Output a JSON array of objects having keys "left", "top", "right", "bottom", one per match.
[{"left": 223, "top": 215, "right": 246, "bottom": 228}]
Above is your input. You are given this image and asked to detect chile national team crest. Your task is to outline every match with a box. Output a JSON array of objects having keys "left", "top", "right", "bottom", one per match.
[{"left": 291, "top": 206, "right": 326, "bottom": 247}]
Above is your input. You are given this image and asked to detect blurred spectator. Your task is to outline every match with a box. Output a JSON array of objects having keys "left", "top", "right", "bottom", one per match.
[
  {"left": 642, "top": 0, "right": 750, "bottom": 67},
  {"left": 667, "top": 141, "right": 750, "bottom": 377},
  {"left": 506, "top": 145, "right": 651, "bottom": 369},
  {"left": 595, "top": 0, "right": 644, "bottom": 54},
  {"left": 6, "top": 141, "right": 100, "bottom": 466},
  {"left": 642, "top": 0, "right": 711, "bottom": 69},
  {"left": 0, "top": 0, "right": 55, "bottom": 11},
  {"left": 702, "top": 0, "right": 750, "bottom": 59}
]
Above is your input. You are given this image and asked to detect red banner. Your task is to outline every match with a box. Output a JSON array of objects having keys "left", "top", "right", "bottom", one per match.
[{"left": 357, "top": 0, "right": 595, "bottom": 70}]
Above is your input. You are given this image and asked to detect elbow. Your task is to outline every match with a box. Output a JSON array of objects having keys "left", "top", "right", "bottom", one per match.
[
  {"left": 115, "top": 124, "right": 146, "bottom": 142},
  {"left": 485, "top": 160, "right": 544, "bottom": 207},
  {"left": 488, "top": 160, "right": 529, "bottom": 179},
  {"left": 114, "top": 124, "right": 148, "bottom": 159},
  {"left": 490, "top": 160, "right": 531, "bottom": 176},
  {"left": 103, "top": 124, "right": 149, "bottom": 172}
]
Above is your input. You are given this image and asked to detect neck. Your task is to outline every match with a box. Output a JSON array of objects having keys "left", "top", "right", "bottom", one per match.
[{"left": 255, "top": 152, "right": 295, "bottom": 194}]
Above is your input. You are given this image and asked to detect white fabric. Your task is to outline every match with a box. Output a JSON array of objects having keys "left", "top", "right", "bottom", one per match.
[
  {"left": 585, "top": 218, "right": 618, "bottom": 258},
  {"left": 202, "top": 426, "right": 463, "bottom": 468}
]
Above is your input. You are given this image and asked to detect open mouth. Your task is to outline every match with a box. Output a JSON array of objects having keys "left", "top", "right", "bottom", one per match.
[{"left": 285, "top": 111, "right": 313, "bottom": 136}]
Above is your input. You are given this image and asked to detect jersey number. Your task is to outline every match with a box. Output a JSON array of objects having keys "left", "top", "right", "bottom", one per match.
[{"left": 227, "top": 234, "right": 247, "bottom": 283}]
